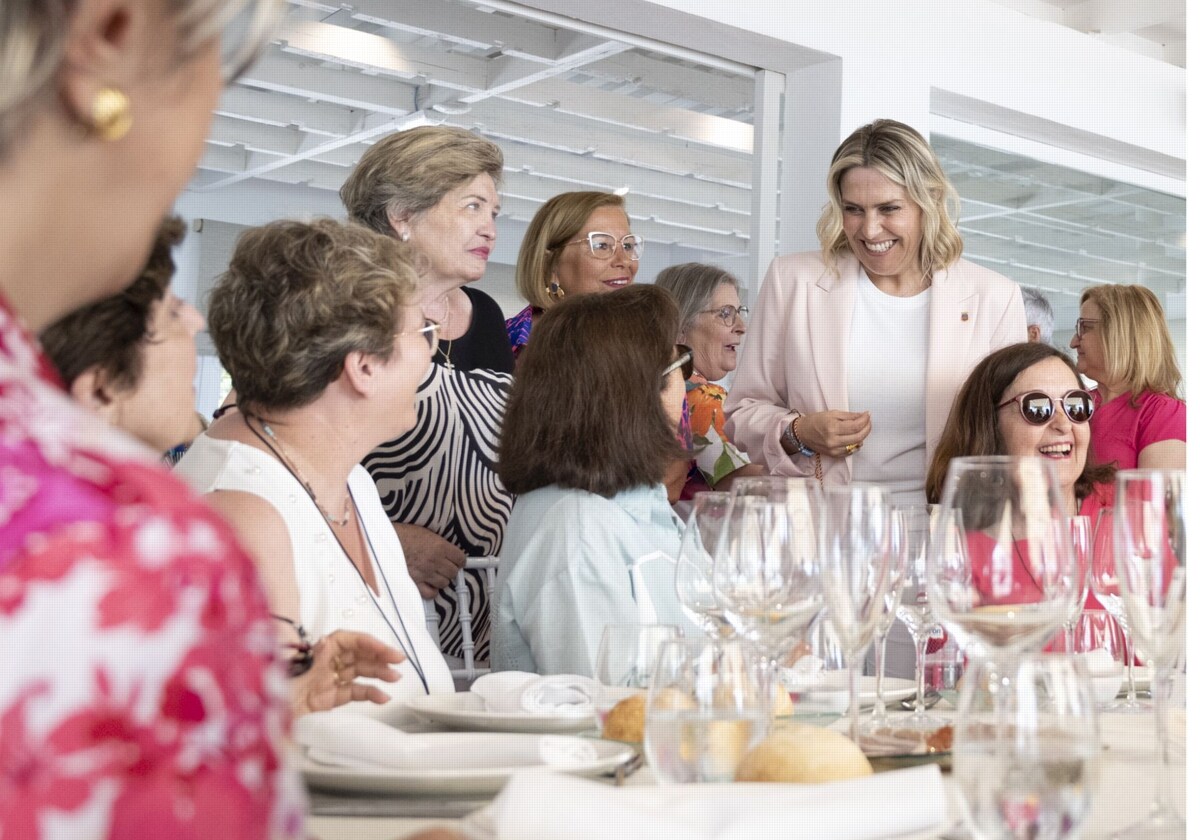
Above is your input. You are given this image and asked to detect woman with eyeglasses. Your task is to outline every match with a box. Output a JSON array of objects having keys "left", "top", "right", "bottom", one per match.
[
  {"left": 507, "top": 191, "right": 643, "bottom": 358},
  {"left": 176, "top": 219, "right": 455, "bottom": 728},
  {"left": 492, "top": 286, "right": 700, "bottom": 676},
  {"left": 654, "top": 263, "right": 767, "bottom": 496},
  {"left": 726, "top": 120, "right": 1025, "bottom": 505},
  {"left": 926, "top": 343, "right": 1122, "bottom": 624},
  {"left": 341, "top": 126, "right": 514, "bottom": 672},
  {"left": 0, "top": 0, "right": 324, "bottom": 834},
  {"left": 1069, "top": 284, "right": 1185, "bottom": 471}
]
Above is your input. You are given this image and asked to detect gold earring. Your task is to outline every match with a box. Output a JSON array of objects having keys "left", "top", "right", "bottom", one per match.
[
  {"left": 91, "top": 87, "right": 132, "bottom": 142},
  {"left": 546, "top": 281, "right": 565, "bottom": 300}
]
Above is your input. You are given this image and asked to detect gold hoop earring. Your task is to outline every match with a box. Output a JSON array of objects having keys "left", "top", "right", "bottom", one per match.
[
  {"left": 91, "top": 87, "right": 132, "bottom": 141},
  {"left": 546, "top": 281, "right": 565, "bottom": 300}
]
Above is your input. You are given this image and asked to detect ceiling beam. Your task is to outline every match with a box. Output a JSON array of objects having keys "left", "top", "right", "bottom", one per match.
[
  {"left": 460, "top": 35, "right": 632, "bottom": 102},
  {"left": 216, "top": 86, "right": 368, "bottom": 137},
  {"left": 582, "top": 53, "right": 755, "bottom": 115},
  {"left": 1064, "top": 0, "right": 1179, "bottom": 34},
  {"left": 238, "top": 49, "right": 418, "bottom": 114}
]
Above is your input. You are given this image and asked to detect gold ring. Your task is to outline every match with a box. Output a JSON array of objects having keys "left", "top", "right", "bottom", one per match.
[{"left": 846, "top": 443, "right": 861, "bottom": 455}]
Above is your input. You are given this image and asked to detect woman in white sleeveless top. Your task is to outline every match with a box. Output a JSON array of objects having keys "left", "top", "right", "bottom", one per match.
[{"left": 176, "top": 219, "right": 454, "bottom": 725}]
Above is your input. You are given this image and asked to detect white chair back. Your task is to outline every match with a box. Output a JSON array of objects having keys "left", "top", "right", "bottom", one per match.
[{"left": 423, "top": 556, "right": 499, "bottom": 686}]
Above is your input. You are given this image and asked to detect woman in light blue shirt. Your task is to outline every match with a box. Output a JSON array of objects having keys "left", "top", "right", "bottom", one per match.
[{"left": 493, "top": 285, "right": 698, "bottom": 675}]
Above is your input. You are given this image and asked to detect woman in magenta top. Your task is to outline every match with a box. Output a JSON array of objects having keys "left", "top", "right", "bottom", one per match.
[
  {"left": 927, "top": 342, "right": 1115, "bottom": 608},
  {"left": 1070, "top": 283, "right": 1185, "bottom": 471}
]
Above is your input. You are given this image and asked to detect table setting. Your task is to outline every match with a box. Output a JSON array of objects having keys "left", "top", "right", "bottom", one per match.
[{"left": 303, "top": 462, "right": 1186, "bottom": 840}]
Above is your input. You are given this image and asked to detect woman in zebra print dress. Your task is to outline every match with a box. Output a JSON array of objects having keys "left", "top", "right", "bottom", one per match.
[{"left": 342, "top": 126, "right": 513, "bottom": 667}]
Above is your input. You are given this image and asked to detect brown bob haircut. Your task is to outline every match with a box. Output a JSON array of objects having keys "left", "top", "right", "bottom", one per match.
[
  {"left": 927, "top": 341, "right": 1115, "bottom": 506},
  {"left": 499, "top": 284, "right": 685, "bottom": 497},
  {"left": 41, "top": 215, "right": 186, "bottom": 390}
]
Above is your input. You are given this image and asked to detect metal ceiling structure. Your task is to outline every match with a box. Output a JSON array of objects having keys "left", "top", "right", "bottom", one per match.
[{"left": 191, "top": 0, "right": 1185, "bottom": 328}]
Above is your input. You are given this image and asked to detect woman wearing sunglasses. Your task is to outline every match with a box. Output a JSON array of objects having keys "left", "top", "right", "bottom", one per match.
[
  {"left": 1070, "top": 283, "right": 1185, "bottom": 471},
  {"left": 492, "top": 286, "right": 699, "bottom": 676},
  {"left": 927, "top": 342, "right": 1116, "bottom": 604}
]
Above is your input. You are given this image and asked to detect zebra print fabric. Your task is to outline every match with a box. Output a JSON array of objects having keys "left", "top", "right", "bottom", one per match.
[{"left": 364, "top": 360, "right": 514, "bottom": 660}]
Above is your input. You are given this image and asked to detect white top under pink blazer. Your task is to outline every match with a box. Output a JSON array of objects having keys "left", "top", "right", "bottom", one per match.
[{"left": 725, "top": 251, "right": 1026, "bottom": 488}]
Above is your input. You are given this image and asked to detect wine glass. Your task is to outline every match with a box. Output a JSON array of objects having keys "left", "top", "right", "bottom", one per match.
[
  {"left": 955, "top": 654, "right": 1100, "bottom": 840},
  {"left": 1110, "top": 469, "right": 1186, "bottom": 839},
  {"left": 894, "top": 505, "right": 948, "bottom": 732},
  {"left": 643, "top": 637, "right": 769, "bottom": 783},
  {"left": 675, "top": 491, "right": 733, "bottom": 639},
  {"left": 1089, "top": 508, "right": 1150, "bottom": 712},
  {"left": 865, "top": 506, "right": 913, "bottom": 732},
  {"left": 819, "top": 483, "right": 894, "bottom": 745},
  {"left": 928, "top": 456, "right": 1078, "bottom": 657},
  {"left": 592, "top": 623, "right": 681, "bottom": 731},
  {"left": 712, "top": 481, "right": 825, "bottom": 680},
  {"left": 1063, "top": 515, "right": 1093, "bottom": 653},
  {"left": 1068, "top": 609, "right": 1126, "bottom": 707}
]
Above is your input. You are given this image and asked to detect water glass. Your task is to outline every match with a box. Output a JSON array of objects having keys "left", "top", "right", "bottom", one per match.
[
  {"left": 675, "top": 491, "right": 734, "bottom": 638},
  {"left": 866, "top": 506, "right": 914, "bottom": 730},
  {"left": 644, "top": 638, "right": 769, "bottom": 783},
  {"left": 1089, "top": 508, "right": 1149, "bottom": 712},
  {"left": 593, "top": 623, "right": 681, "bottom": 730},
  {"left": 955, "top": 655, "right": 1099, "bottom": 840}
]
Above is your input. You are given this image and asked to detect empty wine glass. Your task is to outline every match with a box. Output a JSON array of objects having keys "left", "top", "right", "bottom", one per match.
[
  {"left": 1089, "top": 508, "right": 1150, "bottom": 713},
  {"left": 1068, "top": 609, "right": 1126, "bottom": 707},
  {"left": 865, "top": 506, "right": 913, "bottom": 732},
  {"left": 1111, "top": 469, "right": 1186, "bottom": 839},
  {"left": 712, "top": 482, "right": 825, "bottom": 681},
  {"left": 928, "top": 456, "right": 1078, "bottom": 657},
  {"left": 592, "top": 623, "right": 681, "bottom": 731},
  {"left": 1063, "top": 515, "right": 1093, "bottom": 652},
  {"left": 820, "top": 483, "right": 894, "bottom": 745},
  {"left": 955, "top": 655, "right": 1100, "bottom": 840},
  {"left": 676, "top": 491, "right": 734, "bottom": 639},
  {"left": 894, "top": 505, "right": 948, "bottom": 732},
  {"left": 644, "top": 638, "right": 769, "bottom": 783}
]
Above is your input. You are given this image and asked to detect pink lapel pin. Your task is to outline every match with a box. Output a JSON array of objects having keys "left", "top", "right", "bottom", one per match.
[{"left": 961, "top": 311, "right": 969, "bottom": 321}]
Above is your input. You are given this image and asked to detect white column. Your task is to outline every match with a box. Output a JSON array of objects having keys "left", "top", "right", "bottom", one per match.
[{"left": 747, "top": 69, "right": 784, "bottom": 305}]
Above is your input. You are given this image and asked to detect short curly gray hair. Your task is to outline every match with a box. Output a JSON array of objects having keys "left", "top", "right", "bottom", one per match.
[
  {"left": 654, "top": 263, "right": 743, "bottom": 333},
  {"left": 1021, "top": 286, "right": 1055, "bottom": 344}
]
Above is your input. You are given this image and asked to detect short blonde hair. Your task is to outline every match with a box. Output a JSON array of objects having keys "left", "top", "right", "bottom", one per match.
[
  {"left": 340, "top": 126, "right": 504, "bottom": 236},
  {"left": 0, "top": 0, "right": 280, "bottom": 156},
  {"left": 515, "top": 191, "right": 627, "bottom": 309},
  {"left": 816, "top": 119, "right": 963, "bottom": 280},
  {"left": 207, "top": 218, "right": 419, "bottom": 411},
  {"left": 1080, "top": 284, "right": 1182, "bottom": 401}
]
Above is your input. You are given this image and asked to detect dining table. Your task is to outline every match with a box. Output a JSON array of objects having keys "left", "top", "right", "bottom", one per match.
[{"left": 303, "top": 691, "right": 1186, "bottom": 840}]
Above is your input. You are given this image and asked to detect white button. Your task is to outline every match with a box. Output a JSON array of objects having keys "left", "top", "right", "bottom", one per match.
[
  {"left": 315, "top": 533, "right": 327, "bottom": 543},
  {"left": 356, "top": 594, "right": 368, "bottom": 604},
  {"left": 342, "top": 609, "right": 355, "bottom": 618},
  {"left": 288, "top": 494, "right": 298, "bottom": 504},
  {"left": 327, "top": 574, "right": 336, "bottom": 583},
  {"left": 245, "top": 466, "right": 261, "bottom": 475}
]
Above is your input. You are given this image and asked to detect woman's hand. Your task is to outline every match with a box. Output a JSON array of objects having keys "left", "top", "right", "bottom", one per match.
[
  {"left": 393, "top": 524, "right": 468, "bottom": 599},
  {"left": 291, "top": 630, "right": 405, "bottom": 717},
  {"left": 795, "top": 410, "right": 871, "bottom": 458}
]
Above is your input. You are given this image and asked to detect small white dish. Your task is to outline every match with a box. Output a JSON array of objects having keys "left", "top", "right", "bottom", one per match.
[
  {"left": 786, "top": 674, "right": 918, "bottom": 713},
  {"left": 407, "top": 691, "right": 596, "bottom": 734},
  {"left": 301, "top": 732, "right": 634, "bottom": 796}
]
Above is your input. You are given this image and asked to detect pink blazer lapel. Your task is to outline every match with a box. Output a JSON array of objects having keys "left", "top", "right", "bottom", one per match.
[
  {"left": 809, "top": 255, "right": 858, "bottom": 412},
  {"left": 926, "top": 263, "right": 980, "bottom": 458}
]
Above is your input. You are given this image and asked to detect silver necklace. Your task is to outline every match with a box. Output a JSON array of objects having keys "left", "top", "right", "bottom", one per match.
[{"left": 247, "top": 414, "right": 351, "bottom": 527}]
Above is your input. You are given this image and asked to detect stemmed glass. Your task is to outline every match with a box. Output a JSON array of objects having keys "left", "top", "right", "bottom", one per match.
[
  {"left": 1062, "top": 515, "right": 1093, "bottom": 653},
  {"left": 1111, "top": 469, "right": 1186, "bottom": 839},
  {"left": 894, "top": 505, "right": 949, "bottom": 732},
  {"left": 1089, "top": 508, "right": 1150, "bottom": 712},
  {"left": 1068, "top": 609, "right": 1126, "bottom": 707},
  {"left": 675, "top": 491, "right": 734, "bottom": 639},
  {"left": 819, "top": 484, "right": 894, "bottom": 745},
  {"left": 927, "top": 456, "right": 1078, "bottom": 658},
  {"left": 712, "top": 478, "right": 825, "bottom": 693},
  {"left": 955, "top": 655, "right": 1100, "bottom": 840},
  {"left": 592, "top": 624, "right": 682, "bottom": 731},
  {"left": 865, "top": 506, "right": 913, "bottom": 731}
]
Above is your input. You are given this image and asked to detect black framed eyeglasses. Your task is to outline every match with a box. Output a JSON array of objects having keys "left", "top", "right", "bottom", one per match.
[
  {"left": 700, "top": 305, "right": 749, "bottom": 327},
  {"left": 996, "top": 389, "right": 1095, "bottom": 426},
  {"left": 663, "top": 344, "right": 694, "bottom": 381},
  {"left": 565, "top": 232, "right": 643, "bottom": 261},
  {"left": 1074, "top": 317, "right": 1099, "bottom": 337},
  {"left": 397, "top": 318, "right": 442, "bottom": 351}
]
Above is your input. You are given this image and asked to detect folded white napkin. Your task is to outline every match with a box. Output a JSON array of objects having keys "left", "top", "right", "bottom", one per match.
[
  {"left": 1079, "top": 650, "right": 1123, "bottom": 705},
  {"left": 294, "top": 710, "right": 433, "bottom": 770},
  {"left": 471, "top": 671, "right": 597, "bottom": 717},
  {"left": 484, "top": 764, "right": 947, "bottom": 840}
]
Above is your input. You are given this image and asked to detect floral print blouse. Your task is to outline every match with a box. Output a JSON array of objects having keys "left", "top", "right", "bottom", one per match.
[
  {"left": 685, "top": 373, "right": 751, "bottom": 488},
  {"left": 0, "top": 293, "right": 305, "bottom": 840}
]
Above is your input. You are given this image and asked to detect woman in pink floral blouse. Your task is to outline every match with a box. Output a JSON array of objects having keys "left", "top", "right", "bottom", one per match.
[{"left": 0, "top": 2, "right": 314, "bottom": 838}]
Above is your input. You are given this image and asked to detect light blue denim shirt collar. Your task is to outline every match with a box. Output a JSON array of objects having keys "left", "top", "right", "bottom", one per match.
[{"left": 604, "top": 483, "right": 684, "bottom": 534}]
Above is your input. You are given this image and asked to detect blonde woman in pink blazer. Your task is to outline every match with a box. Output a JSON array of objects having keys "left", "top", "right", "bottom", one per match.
[{"left": 726, "top": 120, "right": 1026, "bottom": 505}]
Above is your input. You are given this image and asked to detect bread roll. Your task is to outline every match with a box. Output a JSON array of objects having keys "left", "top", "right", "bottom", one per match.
[
  {"left": 735, "top": 723, "right": 872, "bottom": 783},
  {"left": 602, "top": 694, "right": 646, "bottom": 742},
  {"left": 772, "top": 683, "right": 794, "bottom": 717}
]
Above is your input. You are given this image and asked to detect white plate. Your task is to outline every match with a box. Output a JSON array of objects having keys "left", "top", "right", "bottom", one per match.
[
  {"left": 406, "top": 691, "right": 596, "bottom": 733},
  {"left": 301, "top": 732, "right": 634, "bottom": 796},
  {"left": 785, "top": 675, "right": 918, "bottom": 713}
]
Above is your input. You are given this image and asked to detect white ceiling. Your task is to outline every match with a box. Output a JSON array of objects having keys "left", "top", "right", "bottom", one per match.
[
  {"left": 190, "top": 0, "right": 1185, "bottom": 326},
  {"left": 984, "top": 0, "right": 1186, "bottom": 67}
]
